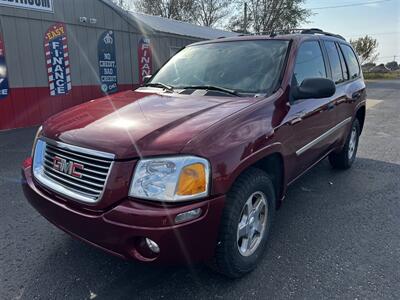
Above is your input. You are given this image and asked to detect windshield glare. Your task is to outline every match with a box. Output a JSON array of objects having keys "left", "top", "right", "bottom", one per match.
[{"left": 150, "top": 40, "right": 289, "bottom": 95}]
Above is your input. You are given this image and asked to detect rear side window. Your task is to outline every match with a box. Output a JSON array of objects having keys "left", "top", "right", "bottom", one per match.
[
  {"left": 324, "top": 41, "right": 344, "bottom": 84},
  {"left": 338, "top": 46, "right": 349, "bottom": 81},
  {"left": 340, "top": 44, "right": 360, "bottom": 79},
  {"left": 293, "top": 41, "right": 327, "bottom": 86}
]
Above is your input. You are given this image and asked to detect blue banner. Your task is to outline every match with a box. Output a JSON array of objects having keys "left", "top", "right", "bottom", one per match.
[
  {"left": 98, "top": 31, "right": 118, "bottom": 94},
  {"left": 0, "top": 33, "right": 9, "bottom": 100}
]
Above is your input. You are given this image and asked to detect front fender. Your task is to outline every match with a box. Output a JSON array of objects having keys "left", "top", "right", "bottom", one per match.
[{"left": 225, "top": 142, "right": 285, "bottom": 193}]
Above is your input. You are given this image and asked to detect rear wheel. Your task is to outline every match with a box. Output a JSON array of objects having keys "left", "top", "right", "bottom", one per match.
[
  {"left": 212, "top": 168, "right": 276, "bottom": 278},
  {"left": 329, "top": 119, "right": 360, "bottom": 169}
]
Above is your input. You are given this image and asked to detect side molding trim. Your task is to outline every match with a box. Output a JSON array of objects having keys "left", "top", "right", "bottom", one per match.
[{"left": 296, "top": 117, "right": 352, "bottom": 156}]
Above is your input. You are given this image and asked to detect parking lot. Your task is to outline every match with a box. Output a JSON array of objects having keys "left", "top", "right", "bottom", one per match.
[{"left": 1, "top": 80, "right": 399, "bottom": 299}]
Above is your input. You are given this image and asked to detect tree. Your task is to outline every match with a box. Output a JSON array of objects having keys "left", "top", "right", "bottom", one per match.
[
  {"left": 111, "top": 0, "right": 135, "bottom": 10},
  {"left": 134, "top": 0, "right": 231, "bottom": 27},
  {"left": 196, "top": 0, "right": 231, "bottom": 27},
  {"left": 134, "top": 0, "right": 198, "bottom": 23},
  {"left": 228, "top": 0, "right": 311, "bottom": 34},
  {"left": 350, "top": 35, "right": 379, "bottom": 64},
  {"left": 385, "top": 61, "right": 399, "bottom": 71}
]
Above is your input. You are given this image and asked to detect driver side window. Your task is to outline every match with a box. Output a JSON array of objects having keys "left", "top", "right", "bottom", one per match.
[{"left": 293, "top": 41, "right": 327, "bottom": 87}]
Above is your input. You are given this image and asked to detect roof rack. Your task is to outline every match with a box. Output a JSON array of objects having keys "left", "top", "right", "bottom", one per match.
[
  {"left": 250, "top": 28, "right": 346, "bottom": 41},
  {"left": 300, "top": 28, "right": 346, "bottom": 41}
]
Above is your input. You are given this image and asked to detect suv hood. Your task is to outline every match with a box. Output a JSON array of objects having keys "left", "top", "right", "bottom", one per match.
[{"left": 43, "top": 90, "right": 256, "bottom": 159}]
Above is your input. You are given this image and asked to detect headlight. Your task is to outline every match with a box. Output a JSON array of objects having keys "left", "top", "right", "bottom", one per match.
[
  {"left": 31, "top": 126, "right": 43, "bottom": 157},
  {"left": 129, "top": 156, "right": 210, "bottom": 202}
]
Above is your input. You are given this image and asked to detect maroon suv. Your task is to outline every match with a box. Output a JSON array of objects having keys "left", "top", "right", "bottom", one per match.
[{"left": 22, "top": 29, "right": 366, "bottom": 278}]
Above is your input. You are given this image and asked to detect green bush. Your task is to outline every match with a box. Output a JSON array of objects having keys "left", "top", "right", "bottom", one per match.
[{"left": 364, "top": 72, "right": 400, "bottom": 80}]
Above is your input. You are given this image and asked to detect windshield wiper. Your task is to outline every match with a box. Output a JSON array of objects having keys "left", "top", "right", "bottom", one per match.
[
  {"left": 144, "top": 82, "right": 174, "bottom": 92},
  {"left": 182, "top": 85, "right": 239, "bottom": 96}
]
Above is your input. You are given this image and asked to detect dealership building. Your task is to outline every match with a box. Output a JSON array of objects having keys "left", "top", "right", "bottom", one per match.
[{"left": 0, "top": 0, "right": 236, "bottom": 130}]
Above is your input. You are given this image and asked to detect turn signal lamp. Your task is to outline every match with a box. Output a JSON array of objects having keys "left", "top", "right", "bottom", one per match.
[{"left": 176, "top": 163, "right": 206, "bottom": 196}]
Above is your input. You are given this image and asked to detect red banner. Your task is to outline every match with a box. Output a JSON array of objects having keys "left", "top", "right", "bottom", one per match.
[{"left": 137, "top": 37, "right": 152, "bottom": 84}]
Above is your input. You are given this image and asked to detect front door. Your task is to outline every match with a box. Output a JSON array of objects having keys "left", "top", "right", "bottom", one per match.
[{"left": 282, "top": 40, "right": 337, "bottom": 182}]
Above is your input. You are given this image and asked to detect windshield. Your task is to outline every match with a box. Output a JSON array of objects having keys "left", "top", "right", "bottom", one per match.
[{"left": 149, "top": 40, "right": 289, "bottom": 95}]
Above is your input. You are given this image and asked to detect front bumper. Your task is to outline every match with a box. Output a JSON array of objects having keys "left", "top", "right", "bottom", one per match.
[{"left": 22, "top": 162, "right": 225, "bottom": 265}]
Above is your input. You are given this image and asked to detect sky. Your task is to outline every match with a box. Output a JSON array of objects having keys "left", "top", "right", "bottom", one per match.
[
  {"left": 303, "top": 0, "right": 400, "bottom": 64},
  {"left": 115, "top": 0, "right": 399, "bottom": 64}
]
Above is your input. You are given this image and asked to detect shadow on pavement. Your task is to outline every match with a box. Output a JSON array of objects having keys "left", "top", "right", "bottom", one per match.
[{"left": 20, "top": 157, "right": 400, "bottom": 299}]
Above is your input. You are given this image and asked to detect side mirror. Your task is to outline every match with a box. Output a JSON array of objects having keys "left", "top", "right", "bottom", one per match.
[
  {"left": 142, "top": 75, "right": 152, "bottom": 85},
  {"left": 292, "top": 78, "right": 336, "bottom": 100}
]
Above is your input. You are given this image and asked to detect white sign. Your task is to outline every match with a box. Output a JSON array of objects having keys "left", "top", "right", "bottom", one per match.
[{"left": 0, "top": 0, "right": 54, "bottom": 13}]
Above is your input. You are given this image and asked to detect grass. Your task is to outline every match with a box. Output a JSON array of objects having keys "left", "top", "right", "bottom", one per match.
[{"left": 364, "top": 71, "right": 400, "bottom": 80}]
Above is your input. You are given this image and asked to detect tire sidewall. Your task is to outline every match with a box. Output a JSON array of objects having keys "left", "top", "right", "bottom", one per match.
[
  {"left": 346, "top": 119, "right": 361, "bottom": 165},
  {"left": 223, "top": 172, "right": 276, "bottom": 274}
]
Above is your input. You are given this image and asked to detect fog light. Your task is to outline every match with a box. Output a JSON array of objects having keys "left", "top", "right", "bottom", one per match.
[
  {"left": 145, "top": 238, "right": 160, "bottom": 254},
  {"left": 175, "top": 208, "right": 202, "bottom": 224}
]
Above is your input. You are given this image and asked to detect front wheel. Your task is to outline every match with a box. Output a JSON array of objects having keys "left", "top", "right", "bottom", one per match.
[
  {"left": 329, "top": 119, "right": 360, "bottom": 169},
  {"left": 211, "top": 168, "right": 276, "bottom": 278}
]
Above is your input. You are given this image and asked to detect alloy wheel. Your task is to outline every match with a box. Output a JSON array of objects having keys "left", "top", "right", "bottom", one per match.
[
  {"left": 236, "top": 191, "right": 268, "bottom": 257},
  {"left": 348, "top": 126, "right": 358, "bottom": 159}
]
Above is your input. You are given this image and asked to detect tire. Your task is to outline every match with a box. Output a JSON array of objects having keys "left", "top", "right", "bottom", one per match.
[
  {"left": 329, "top": 118, "right": 360, "bottom": 170},
  {"left": 211, "top": 168, "right": 276, "bottom": 278}
]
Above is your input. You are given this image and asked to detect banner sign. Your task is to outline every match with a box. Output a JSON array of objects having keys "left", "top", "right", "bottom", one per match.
[
  {"left": 138, "top": 37, "right": 152, "bottom": 84},
  {"left": 44, "top": 23, "right": 71, "bottom": 96},
  {"left": 0, "top": 0, "right": 54, "bottom": 13},
  {"left": 98, "top": 31, "right": 118, "bottom": 94},
  {"left": 0, "top": 32, "right": 9, "bottom": 100}
]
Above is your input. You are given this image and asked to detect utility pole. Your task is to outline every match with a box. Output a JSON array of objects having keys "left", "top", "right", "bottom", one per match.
[{"left": 243, "top": 2, "right": 248, "bottom": 34}]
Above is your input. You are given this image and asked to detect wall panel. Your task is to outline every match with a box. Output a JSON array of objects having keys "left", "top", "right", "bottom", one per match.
[
  {"left": 1, "top": 16, "right": 24, "bottom": 87},
  {"left": 0, "top": 0, "right": 205, "bottom": 130}
]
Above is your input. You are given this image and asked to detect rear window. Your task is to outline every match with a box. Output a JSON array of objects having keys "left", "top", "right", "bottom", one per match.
[
  {"left": 324, "top": 41, "right": 344, "bottom": 84},
  {"left": 340, "top": 44, "right": 360, "bottom": 79},
  {"left": 338, "top": 46, "right": 350, "bottom": 81}
]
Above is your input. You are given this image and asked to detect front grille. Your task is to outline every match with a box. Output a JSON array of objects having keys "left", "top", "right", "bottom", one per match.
[{"left": 34, "top": 139, "right": 114, "bottom": 203}]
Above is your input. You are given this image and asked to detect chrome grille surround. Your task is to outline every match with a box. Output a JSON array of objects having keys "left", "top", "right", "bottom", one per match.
[{"left": 32, "top": 138, "right": 115, "bottom": 204}]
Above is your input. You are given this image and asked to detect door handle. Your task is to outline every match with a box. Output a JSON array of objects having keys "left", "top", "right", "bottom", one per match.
[
  {"left": 351, "top": 92, "right": 362, "bottom": 101},
  {"left": 289, "top": 112, "right": 306, "bottom": 125},
  {"left": 327, "top": 102, "right": 335, "bottom": 111},
  {"left": 290, "top": 117, "right": 303, "bottom": 125}
]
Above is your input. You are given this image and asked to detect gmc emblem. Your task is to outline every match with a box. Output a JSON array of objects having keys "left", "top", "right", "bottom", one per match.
[{"left": 53, "top": 156, "right": 84, "bottom": 178}]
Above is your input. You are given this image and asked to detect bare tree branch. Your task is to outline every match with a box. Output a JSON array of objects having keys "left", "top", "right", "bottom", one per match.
[
  {"left": 229, "top": 0, "right": 311, "bottom": 34},
  {"left": 350, "top": 35, "right": 379, "bottom": 64},
  {"left": 113, "top": 0, "right": 311, "bottom": 32}
]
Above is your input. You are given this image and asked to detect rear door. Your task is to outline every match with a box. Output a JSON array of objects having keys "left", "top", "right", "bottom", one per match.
[
  {"left": 328, "top": 42, "right": 366, "bottom": 144},
  {"left": 322, "top": 40, "right": 353, "bottom": 146},
  {"left": 284, "top": 40, "right": 337, "bottom": 181}
]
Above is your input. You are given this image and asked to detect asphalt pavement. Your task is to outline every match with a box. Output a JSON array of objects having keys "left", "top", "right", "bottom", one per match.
[{"left": 1, "top": 80, "right": 399, "bottom": 299}]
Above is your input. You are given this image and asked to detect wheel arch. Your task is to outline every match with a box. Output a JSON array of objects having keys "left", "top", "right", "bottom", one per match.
[
  {"left": 227, "top": 144, "right": 286, "bottom": 209},
  {"left": 252, "top": 153, "right": 285, "bottom": 208},
  {"left": 355, "top": 105, "right": 366, "bottom": 133}
]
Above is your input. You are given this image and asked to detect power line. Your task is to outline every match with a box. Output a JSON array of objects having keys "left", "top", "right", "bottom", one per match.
[
  {"left": 376, "top": 55, "right": 400, "bottom": 59},
  {"left": 235, "top": 0, "right": 393, "bottom": 12},
  {"left": 309, "top": 0, "right": 393, "bottom": 10},
  {"left": 346, "top": 31, "right": 400, "bottom": 38}
]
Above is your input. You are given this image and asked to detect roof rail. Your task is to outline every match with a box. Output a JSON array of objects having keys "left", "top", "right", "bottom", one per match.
[
  {"left": 250, "top": 28, "right": 346, "bottom": 41},
  {"left": 300, "top": 28, "right": 346, "bottom": 41}
]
